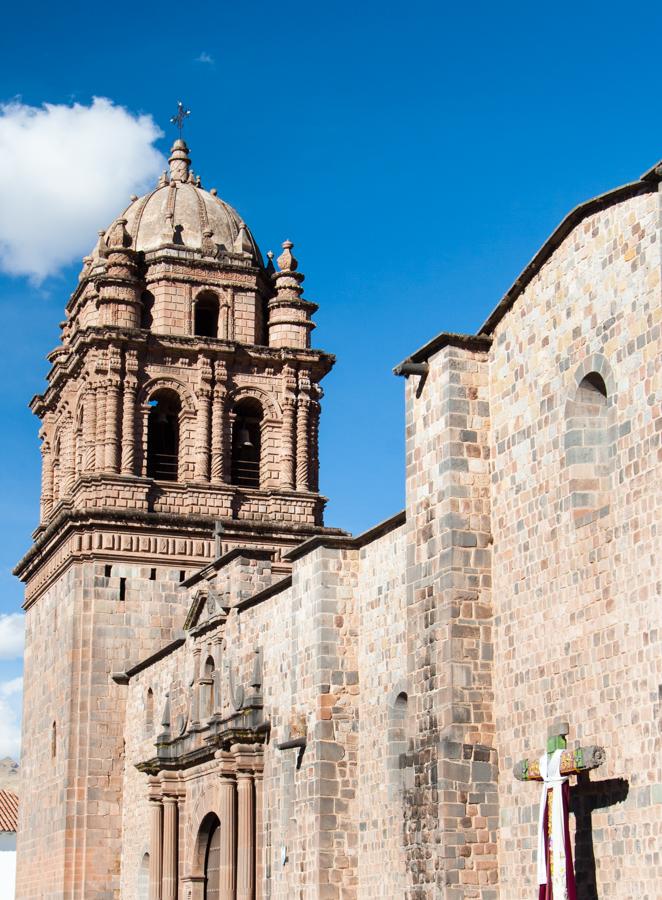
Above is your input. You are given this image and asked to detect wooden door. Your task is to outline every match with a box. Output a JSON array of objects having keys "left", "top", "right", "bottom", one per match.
[{"left": 205, "top": 822, "right": 221, "bottom": 900}]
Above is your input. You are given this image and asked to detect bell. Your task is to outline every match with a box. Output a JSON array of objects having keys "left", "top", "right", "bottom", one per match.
[{"left": 239, "top": 426, "right": 253, "bottom": 449}]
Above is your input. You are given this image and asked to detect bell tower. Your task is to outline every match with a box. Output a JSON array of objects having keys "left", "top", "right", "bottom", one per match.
[{"left": 14, "top": 138, "right": 336, "bottom": 898}]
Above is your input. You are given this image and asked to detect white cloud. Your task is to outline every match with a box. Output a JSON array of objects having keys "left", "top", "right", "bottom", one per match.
[
  {"left": 0, "top": 677, "right": 22, "bottom": 759},
  {"left": 195, "top": 52, "right": 214, "bottom": 64},
  {"left": 0, "top": 614, "right": 24, "bottom": 660},
  {"left": 0, "top": 97, "right": 165, "bottom": 281}
]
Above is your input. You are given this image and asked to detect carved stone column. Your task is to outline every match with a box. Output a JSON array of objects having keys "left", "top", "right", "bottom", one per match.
[
  {"left": 61, "top": 418, "right": 75, "bottom": 495},
  {"left": 149, "top": 797, "right": 163, "bottom": 900},
  {"left": 162, "top": 795, "right": 178, "bottom": 900},
  {"left": 40, "top": 438, "right": 53, "bottom": 521},
  {"left": 218, "top": 774, "right": 236, "bottom": 900},
  {"left": 105, "top": 346, "right": 122, "bottom": 473},
  {"left": 83, "top": 384, "right": 97, "bottom": 473},
  {"left": 121, "top": 349, "right": 139, "bottom": 475},
  {"left": 309, "top": 386, "right": 322, "bottom": 493},
  {"left": 211, "top": 361, "right": 228, "bottom": 484},
  {"left": 236, "top": 772, "right": 254, "bottom": 900},
  {"left": 280, "top": 365, "right": 297, "bottom": 490},
  {"left": 296, "top": 390, "right": 310, "bottom": 491},
  {"left": 95, "top": 379, "right": 107, "bottom": 473},
  {"left": 195, "top": 357, "right": 213, "bottom": 482}
]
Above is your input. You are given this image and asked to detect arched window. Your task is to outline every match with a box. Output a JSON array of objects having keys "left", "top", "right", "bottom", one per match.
[
  {"left": 201, "top": 657, "right": 215, "bottom": 719},
  {"left": 147, "top": 390, "right": 181, "bottom": 481},
  {"left": 388, "top": 691, "right": 411, "bottom": 795},
  {"left": 231, "top": 399, "right": 263, "bottom": 488},
  {"left": 565, "top": 371, "right": 612, "bottom": 525},
  {"left": 51, "top": 721, "right": 57, "bottom": 759},
  {"left": 194, "top": 292, "right": 219, "bottom": 338},
  {"left": 145, "top": 688, "right": 154, "bottom": 731},
  {"left": 140, "top": 291, "right": 154, "bottom": 330}
]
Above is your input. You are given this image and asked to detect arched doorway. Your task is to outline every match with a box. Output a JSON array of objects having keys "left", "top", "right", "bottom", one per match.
[{"left": 199, "top": 812, "right": 221, "bottom": 900}]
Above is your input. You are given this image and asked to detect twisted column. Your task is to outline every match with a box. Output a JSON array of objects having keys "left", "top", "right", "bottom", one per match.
[
  {"left": 162, "top": 796, "right": 178, "bottom": 900},
  {"left": 148, "top": 798, "right": 163, "bottom": 900},
  {"left": 218, "top": 775, "right": 236, "bottom": 900},
  {"left": 121, "top": 350, "right": 138, "bottom": 475},
  {"left": 236, "top": 772, "right": 254, "bottom": 900}
]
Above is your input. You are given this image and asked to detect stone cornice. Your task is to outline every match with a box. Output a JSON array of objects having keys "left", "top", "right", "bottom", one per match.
[{"left": 32, "top": 326, "right": 335, "bottom": 411}]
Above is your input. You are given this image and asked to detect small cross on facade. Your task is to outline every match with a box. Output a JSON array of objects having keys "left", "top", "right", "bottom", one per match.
[{"left": 170, "top": 101, "right": 191, "bottom": 138}]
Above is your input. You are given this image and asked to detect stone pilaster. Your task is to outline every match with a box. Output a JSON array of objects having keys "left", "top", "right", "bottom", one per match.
[
  {"left": 161, "top": 796, "right": 178, "bottom": 900},
  {"left": 236, "top": 770, "right": 254, "bottom": 900},
  {"left": 148, "top": 795, "right": 163, "bottom": 900},
  {"left": 121, "top": 349, "right": 139, "bottom": 476},
  {"left": 254, "top": 766, "right": 264, "bottom": 900},
  {"left": 218, "top": 773, "right": 236, "bottom": 900}
]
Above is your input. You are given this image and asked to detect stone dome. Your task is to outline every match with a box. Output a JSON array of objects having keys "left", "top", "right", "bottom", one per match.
[{"left": 88, "top": 139, "right": 262, "bottom": 266}]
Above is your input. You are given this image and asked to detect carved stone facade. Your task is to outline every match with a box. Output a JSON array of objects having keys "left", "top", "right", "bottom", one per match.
[{"left": 14, "top": 144, "right": 662, "bottom": 899}]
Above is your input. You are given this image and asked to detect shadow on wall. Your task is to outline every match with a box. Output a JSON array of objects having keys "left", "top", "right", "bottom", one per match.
[{"left": 571, "top": 774, "right": 629, "bottom": 900}]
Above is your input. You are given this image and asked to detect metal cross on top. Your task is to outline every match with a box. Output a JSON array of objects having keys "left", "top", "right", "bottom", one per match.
[
  {"left": 170, "top": 101, "right": 191, "bottom": 138},
  {"left": 514, "top": 721, "right": 606, "bottom": 900}
]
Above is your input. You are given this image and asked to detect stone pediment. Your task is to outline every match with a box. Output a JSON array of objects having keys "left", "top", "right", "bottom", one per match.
[{"left": 183, "top": 582, "right": 226, "bottom": 632}]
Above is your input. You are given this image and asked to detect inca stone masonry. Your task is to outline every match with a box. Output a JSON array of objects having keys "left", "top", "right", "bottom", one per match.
[{"left": 13, "top": 139, "right": 662, "bottom": 898}]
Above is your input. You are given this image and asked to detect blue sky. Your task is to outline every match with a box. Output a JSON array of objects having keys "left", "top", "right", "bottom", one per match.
[{"left": 0, "top": 0, "right": 661, "bottom": 755}]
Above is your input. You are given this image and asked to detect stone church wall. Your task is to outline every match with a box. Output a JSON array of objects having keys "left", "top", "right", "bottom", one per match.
[
  {"left": 404, "top": 343, "right": 497, "bottom": 899},
  {"left": 490, "top": 189, "right": 662, "bottom": 897},
  {"left": 120, "top": 521, "right": 410, "bottom": 899},
  {"left": 16, "top": 565, "right": 77, "bottom": 898},
  {"left": 356, "top": 523, "right": 408, "bottom": 895}
]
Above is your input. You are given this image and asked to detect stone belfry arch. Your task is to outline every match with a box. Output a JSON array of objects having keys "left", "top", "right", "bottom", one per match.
[{"left": 14, "top": 138, "right": 335, "bottom": 898}]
